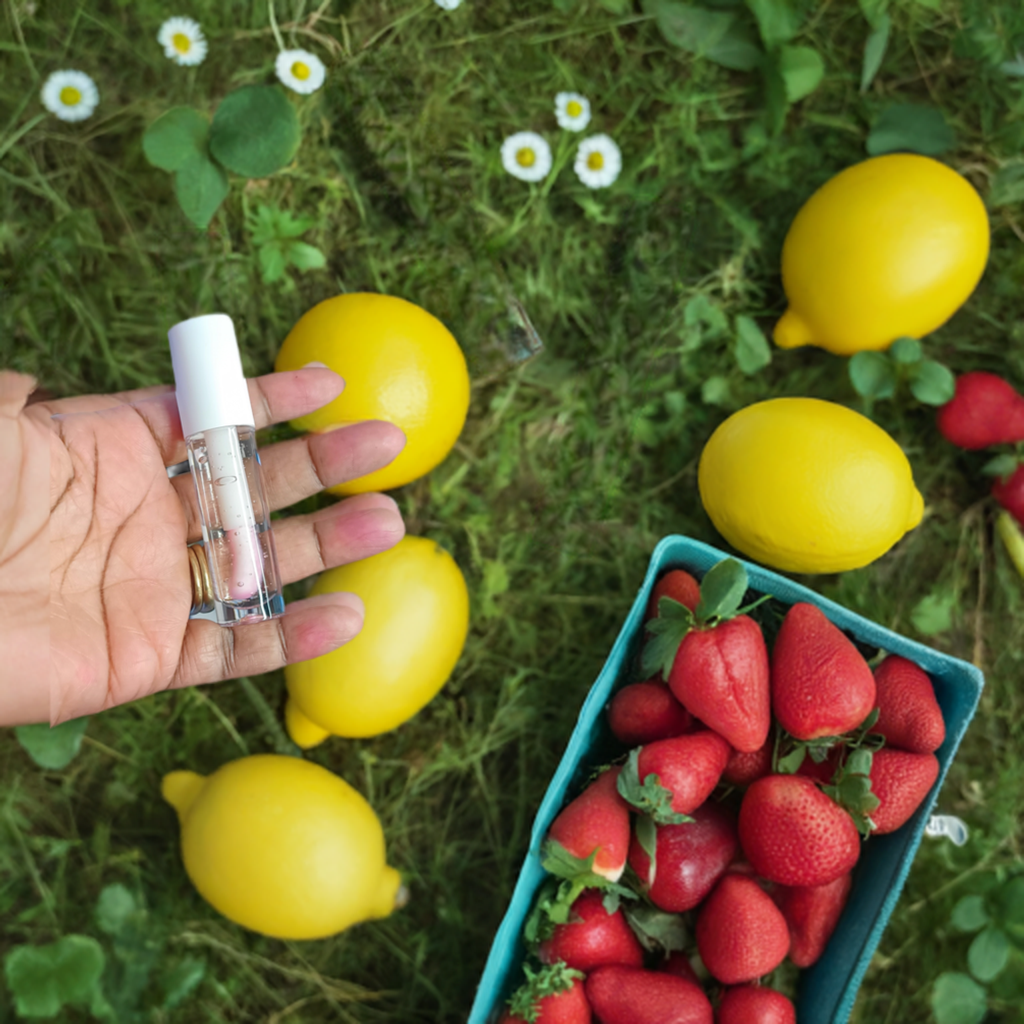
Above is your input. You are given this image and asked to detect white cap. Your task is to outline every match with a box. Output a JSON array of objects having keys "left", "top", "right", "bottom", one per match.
[{"left": 168, "top": 314, "right": 256, "bottom": 437}]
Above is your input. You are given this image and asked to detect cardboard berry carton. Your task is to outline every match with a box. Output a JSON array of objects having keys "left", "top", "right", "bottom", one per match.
[{"left": 468, "top": 535, "right": 984, "bottom": 1024}]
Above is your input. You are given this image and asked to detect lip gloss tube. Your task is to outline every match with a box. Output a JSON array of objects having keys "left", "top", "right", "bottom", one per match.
[{"left": 168, "top": 313, "right": 285, "bottom": 625}]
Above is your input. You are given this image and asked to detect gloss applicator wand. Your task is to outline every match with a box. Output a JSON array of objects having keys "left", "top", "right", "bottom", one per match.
[{"left": 169, "top": 313, "right": 285, "bottom": 625}]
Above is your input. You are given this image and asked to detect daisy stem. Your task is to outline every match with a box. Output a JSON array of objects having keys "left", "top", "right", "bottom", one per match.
[
  {"left": 538, "top": 133, "right": 574, "bottom": 200},
  {"left": 268, "top": 0, "right": 286, "bottom": 52}
]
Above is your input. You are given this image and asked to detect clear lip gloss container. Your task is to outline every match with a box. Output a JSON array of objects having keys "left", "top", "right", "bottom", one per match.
[{"left": 169, "top": 313, "right": 285, "bottom": 626}]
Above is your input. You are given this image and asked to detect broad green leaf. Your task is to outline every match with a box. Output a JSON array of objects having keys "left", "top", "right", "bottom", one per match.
[
  {"left": 684, "top": 293, "right": 729, "bottom": 335},
  {"left": 989, "top": 163, "right": 1024, "bottom": 207},
  {"left": 911, "top": 590, "right": 956, "bottom": 636},
  {"left": 174, "top": 152, "right": 229, "bottom": 230},
  {"left": 860, "top": 13, "right": 891, "bottom": 92},
  {"left": 734, "top": 315, "right": 772, "bottom": 374},
  {"left": 762, "top": 50, "right": 790, "bottom": 136},
  {"left": 286, "top": 241, "right": 327, "bottom": 272},
  {"left": 866, "top": 103, "right": 955, "bottom": 157},
  {"left": 598, "top": 0, "right": 632, "bottom": 11},
  {"left": 1001, "top": 53, "right": 1024, "bottom": 77},
  {"left": 209, "top": 85, "right": 301, "bottom": 179},
  {"left": 968, "top": 926, "right": 1010, "bottom": 982},
  {"left": 14, "top": 717, "right": 89, "bottom": 770},
  {"left": 931, "top": 973, "right": 988, "bottom": 1024},
  {"left": 644, "top": 0, "right": 763, "bottom": 71},
  {"left": 952, "top": 896, "right": 991, "bottom": 933},
  {"left": 746, "top": 0, "right": 799, "bottom": 48},
  {"left": 909, "top": 359, "right": 956, "bottom": 405},
  {"left": 701, "top": 375, "right": 731, "bottom": 406},
  {"left": 4, "top": 936, "right": 106, "bottom": 1018},
  {"left": 849, "top": 351, "right": 897, "bottom": 399},
  {"left": 553, "top": 0, "right": 578, "bottom": 10},
  {"left": 142, "top": 107, "right": 209, "bottom": 172},
  {"left": 1000, "top": 876, "right": 1024, "bottom": 928},
  {"left": 888, "top": 336, "right": 922, "bottom": 364},
  {"left": 161, "top": 958, "right": 206, "bottom": 1011},
  {"left": 858, "top": 0, "right": 888, "bottom": 28},
  {"left": 95, "top": 884, "right": 138, "bottom": 936},
  {"left": 695, "top": 558, "right": 748, "bottom": 623},
  {"left": 778, "top": 45, "right": 825, "bottom": 102},
  {"left": 259, "top": 243, "right": 288, "bottom": 283}
]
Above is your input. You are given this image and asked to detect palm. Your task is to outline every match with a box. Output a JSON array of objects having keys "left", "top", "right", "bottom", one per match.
[{"left": 44, "top": 368, "right": 406, "bottom": 724}]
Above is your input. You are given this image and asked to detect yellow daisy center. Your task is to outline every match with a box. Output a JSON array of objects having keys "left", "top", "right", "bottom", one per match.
[
  {"left": 587, "top": 151, "right": 605, "bottom": 171},
  {"left": 567, "top": 100, "right": 583, "bottom": 118},
  {"left": 292, "top": 61, "right": 311, "bottom": 80},
  {"left": 172, "top": 32, "right": 192, "bottom": 53},
  {"left": 59, "top": 86, "right": 82, "bottom": 106},
  {"left": 516, "top": 148, "right": 536, "bottom": 168}
]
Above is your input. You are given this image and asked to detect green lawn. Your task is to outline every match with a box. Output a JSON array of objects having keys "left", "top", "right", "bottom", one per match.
[{"left": 2, "top": 0, "right": 1024, "bottom": 1021}]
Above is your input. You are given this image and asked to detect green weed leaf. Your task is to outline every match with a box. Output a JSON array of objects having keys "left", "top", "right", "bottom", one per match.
[
  {"left": 695, "top": 558, "right": 748, "bottom": 623},
  {"left": 988, "top": 163, "right": 1024, "bottom": 207},
  {"left": 931, "top": 972, "right": 988, "bottom": 1024},
  {"left": 909, "top": 359, "right": 956, "bottom": 405},
  {"left": 142, "top": 107, "right": 209, "bottom": 172},
  {"left": 849, "top": 351, "right": 897, "bottom": 399},
  {"left": 14, "top": 717, "right": 89, "bottom": 770},
  {"left": 858, "top": 0, "right": 889, "bottom": 29},
  {"left": 779, "top": 45, "right": 825, "bottom": 102},
  {"left": 159, "top": 957, "right": 205, "bottom": 1010},
  {"left": 746, "top": 0, "right": 800, "bottom": 48},
  {"left": 866, "top": 103, "right": 955, "bottom": 157},
  {"left": 889, "top": 336, "right": 922, "bottom": 364},
  {"left": 4, "top": 936, "right": 106, "bottom": 1018},
  {"left": 174, "top": 152, "right": 229, "bottom": 230},
  {"left": 734, "top": 315, "right": 772, "bottom": 374},
  {"left": 911, "top": 590, "right": 956, "bottom": 636},
  {"left": 210, "top": 85, "right": 300, "bottom": 178},
  {"left": 287, "top": 241, "right": 327, "bottom": 271},
  {"left": 999, "top": 876, "right": 1024, "bottom": 929},
  {"left": 259, "top": 243, "right": 288, "bottom": 283},
  {"left": 860, "top": 13, "right": 891, "bottom": 92},
  {"left": 701, "top": 375, "right": 731, "bottom": 406},
  {"left": 644, "top": 0, "right": 763, "bottom": 71},
  {"left": 598, "top": 0, "right": 633, "bottom": 11},
  {"left": 95, "top": 884, "right": 138, "bottom": 936},
  {"left": 952, "top": 895, "right": 991, "bottom": 933},
  {"left": 968, "top": 926, "right": 1010, "bottom": 982}
]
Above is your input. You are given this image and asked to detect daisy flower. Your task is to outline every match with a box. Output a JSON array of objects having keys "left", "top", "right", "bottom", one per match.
[
  {"left": 500, "top": 131, "right": 552, "bottom": 183},
  {"left": 434, "top": 0, "right": 464, "bottom": 8},
  {"left": 40, "top": 70, "right": 99, "bottom": 123},
  {"left": 554, "top": 92, "right": 591, "bottom": 132},
  {"left": 275, "top": 49, "right": 327, "bottom": 95},
  {"left": 574, "top": 134, "right": 621, "bottom": 189},
  {"left": 158, "top": 17, "right": 208, "bottom": 66}
]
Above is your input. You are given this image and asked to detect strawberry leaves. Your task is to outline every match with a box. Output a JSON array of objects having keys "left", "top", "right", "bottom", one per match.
[
  {"left": 623, "top": 903, "right": 689, "bottom": 954},
  {"left": 825, "top": 747, "right": 881, "bottom": 838},
  {"left": 616, "top": 750, "right": 694, "bottom": 826},
  {"left": 642, "top": 597, "right": 695, "bottom": 680},
  {"left": 507, "top": 961, "right": 584, "bottom": 1024}
]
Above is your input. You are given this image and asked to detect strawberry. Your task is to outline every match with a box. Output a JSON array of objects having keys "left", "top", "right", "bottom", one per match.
[
  {"left": 547, "top": 767, "right": 631, "bottom": 883},
  {"left": 868, "top": 749, "right": 940, "bottom": 835},
  {"left": 619, "top": 731, "right": 731, "bottom": 819},
  {"left": 643, "top": 559, "right": 770, "bottom": 754},
  {"left": 628, "top": 801, "right": 738, "bottom": 913},
  {"left": 993, "top": 463, "right": 1024, "bottom": 529},
  {"left": 501, "top": 963, "right": 591, "bottom": 1024},
  {"left": 936, "top": 371, "right": 1024, "bottom": 450},
  {"left": 608, "top": 680, "right": 694, "bottom": 747},
  {"left": 723, "top": 736, "right": 773, "bottom": 787},
  {"left": 584, "top": 965, "right": 713, "bottom": 1024},
  {"left": 695, "top": 874, "right": 790, "bottom": 985},
  {"left": 773, "top": 872, "right": 852, "bottom": 968},
  {"left": 647, "top": 569, "right": 701, "bottom": 618},
  {"left": 738, "top": 775, "right": 861, "bottom": 887},
  {"left": 537, "top": 889, "right": 645, "bottom": 973},
  {"left": 771, "top": 603, "right": 876, "bottom": 741},
  {"left": 871, "top": 654, "right": 945, "bottom": 754},
  {"left": 658, "top": 951, "right": 700, "bottom": 985},
  {"left": 717, "top": 985, "right": 796, "bottom": 1024}
]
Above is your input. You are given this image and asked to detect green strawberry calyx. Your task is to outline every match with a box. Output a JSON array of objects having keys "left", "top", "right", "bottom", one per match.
[
  {"left": 617, "top": 748, "right": 694, "bottom": 826},
  {"left": 824, "top": 746, "right": 882, "bottom": 838},
  {"left": 507, "top": 961, "right": 584, "bottom": 1023},
  {"left": 774, "top": 709, "right": 884, "bottom": 777}
]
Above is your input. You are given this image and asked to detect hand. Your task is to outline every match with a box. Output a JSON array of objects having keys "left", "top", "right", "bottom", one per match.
[{"left": 40, "top": 366, "right": 406, "bottom": 725}]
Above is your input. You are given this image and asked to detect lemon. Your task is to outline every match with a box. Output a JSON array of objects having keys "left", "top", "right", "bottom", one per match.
[
  {"left": 698, "top": 398, "right": 924, "bottom": 573},
  {"left": 284, "top": 535, "right": 470, "bottom": 747},
  {"left": 774, "top": 155, "right": 990, "bottom": 355},
  {"left": 161, "top": 755, "right": 403, "bottom": 940},
  {"left": 274, "top": 293, "right": 471, "bottom": 495}
]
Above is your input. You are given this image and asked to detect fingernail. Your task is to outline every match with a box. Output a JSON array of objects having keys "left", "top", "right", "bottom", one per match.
[{"left": 301, "top": 361, "right": 331, "bottom": 369}]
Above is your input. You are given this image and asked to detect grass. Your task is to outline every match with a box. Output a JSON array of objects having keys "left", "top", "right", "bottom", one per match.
[{"left": 2, "top": 0, "right": 1024, "bottom": 1020}]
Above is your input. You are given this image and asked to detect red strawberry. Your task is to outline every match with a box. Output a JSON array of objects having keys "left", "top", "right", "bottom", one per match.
[
  {"left": 771, "top": 603, "right": 876, "bottom": 740},
  {"left": 538, "top": 889, "right": 645, "bottom": 973},
  {"left": 738, "top": 775, "right": 861, "bottom": 887},
  {"left": 547, "top": 767, "right": 631, "bottom": 882},
  {"left": 608, "top": 680, "right": 694, "bottom": 747},
  {"left": 773, "top": 872, "right": 852, "bottom": 968},
  {"left": 628, "top": 802, "right": 738, "bottom": 912},
  {"left": 658, "top": 951, "right": 700, "bottom": 985},
  {"left": 718, "top": 985, "right": 796, "bottom": 1024},
  {"left": 993, "top": 463, "right": 1024, "bottom": 529},
  {"left": 501, "top": 963, "right": 591, "bottom": 1024},
  {"left": 936, "top": 371, "right": 1024, "bottom": 450},
  {"left": 868, "top": 749, "right": 940, "bottom": 835},
  {"left": 630, "top": 731, "right": 731, "bottom": 817},
  {"left": 695, "top": 874, "right": 790, "bottom": 984},
  {"left": 647, "top": 569, "right": 701, "bottom": 618},
  {"left": 722, "top": 736, "right": 773, "bottom": 787},
  {"left": 871, "top": 655, "right": 945, "bottom": 754},
  {"left": 585, "top": 965, "right": 713, "bottom": 1024},
  {"left": 669, "top": 616, "right": 771, "bottom": 753}
]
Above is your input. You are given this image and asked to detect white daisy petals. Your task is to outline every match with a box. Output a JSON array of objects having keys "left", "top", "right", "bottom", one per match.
[
  {"left": 40, "top": 70, "right": 99, "bottom": 123},
  {"left": 434, "top": 0, "right": 464, "bottom": 8},
  {"left": 275, "top": 49, "right": 327, "bottom": 95},
  {"left": 574, "top": 134, "right": 621, "bottom": 189},
  {"left": 555, "top": 92, "right": 591, "bottom": 132},
  {"left": 501, "top": 131, "right": 553, "bottom": 183},
  {"left": 158, "top": 16, "right": 208, "bottom": 67}
]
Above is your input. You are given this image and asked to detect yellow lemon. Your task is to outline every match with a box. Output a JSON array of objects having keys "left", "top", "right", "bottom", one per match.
[
  {"left": 274, "top": 293, "right": 470, "bottom": 495},
  {"left": 284, "top": 535, "right": 470, "bottom": 747},
  {"left": 161, "top": 755, "right": 403, "bottom": 940},
  {"left": 774, "top": 154, "right": 990, "bottom": 355},
  {"left": 697, "top": 398, "right": 924, "bottom": 573}
]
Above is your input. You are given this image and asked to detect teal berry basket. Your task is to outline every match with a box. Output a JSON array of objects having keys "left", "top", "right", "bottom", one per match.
[{"left": 467, "top": 534, "right": 984, "bottom": 1024}]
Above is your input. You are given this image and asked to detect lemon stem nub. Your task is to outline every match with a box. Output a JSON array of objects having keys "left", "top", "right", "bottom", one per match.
[
  {"left": 907, "top": 488, "right": 925, "bottom": 530},
  {"left": 285, "top": 698, "right": 332, "bottom": 749},
  {"left": 772, "top": 309, "right": 814, "bottom": 350},
  {"left": 161, "top": 770, "right": 206, "bottom": 819}
]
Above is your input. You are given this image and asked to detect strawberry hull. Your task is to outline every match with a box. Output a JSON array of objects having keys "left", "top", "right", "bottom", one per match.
[{"left": 468, "top": 536, "right": 984, "bottom": 1024}]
